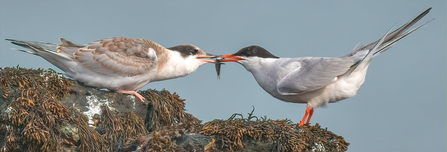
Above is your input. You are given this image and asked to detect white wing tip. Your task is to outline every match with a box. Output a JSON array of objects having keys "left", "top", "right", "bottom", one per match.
[{"left": 277, "top": 88, "right": 299, "bottom": 96}]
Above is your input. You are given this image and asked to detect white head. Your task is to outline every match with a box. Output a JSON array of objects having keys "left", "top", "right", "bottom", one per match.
[{"left": 154, "top": 45, "right": 215, "bottom": 81}]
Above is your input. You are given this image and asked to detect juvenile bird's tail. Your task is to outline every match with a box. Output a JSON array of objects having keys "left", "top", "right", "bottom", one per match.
[
  {"left": 6, "top": 39, "right": 76, "bottom": 74},
  {"left": 346, "top": 8, "right": 433, "bottom": 75}
]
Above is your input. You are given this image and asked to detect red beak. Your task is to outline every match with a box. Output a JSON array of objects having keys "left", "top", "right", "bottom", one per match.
[{"left": 221, "top": 54, "right": 245, "bottom": 62}]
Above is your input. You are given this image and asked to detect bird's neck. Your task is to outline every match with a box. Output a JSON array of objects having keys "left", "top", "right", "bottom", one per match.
[
  {"left": 241, "top": 58, "right": 285, "bottom": 98},
  {"left": 152, "top": 51, "right": 200, "bottom": 81},
  {"left": 242, "top": 57, "right": 277, "bottom": 72}
]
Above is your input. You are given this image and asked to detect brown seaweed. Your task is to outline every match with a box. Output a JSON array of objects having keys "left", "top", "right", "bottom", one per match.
[
  {"left": 200, "top": 108, "right": 350, "bottom": 151},
  {"left": 0, "top": 66, "right": 349, "bottom": 152}
]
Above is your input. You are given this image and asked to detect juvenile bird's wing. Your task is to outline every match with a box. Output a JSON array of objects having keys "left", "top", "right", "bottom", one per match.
[
  {"left": 277, "top": 57, "right": 355, "bottom": 95},
  {"left": 71, "top": 37, "right": 166, "bottom": 77}
]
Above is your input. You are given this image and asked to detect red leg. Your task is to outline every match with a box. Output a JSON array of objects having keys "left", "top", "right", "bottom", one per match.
[
  {"left": 298, "top": 107, "right": 312, "bottom": 126},
  {"left": 118, "top": 89, "right": 145, "bottom": 102},
  {"left": 306, "top": 108, "right": 314, "bottom": 124}
]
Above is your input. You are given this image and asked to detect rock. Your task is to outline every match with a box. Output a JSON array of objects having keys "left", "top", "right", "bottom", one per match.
[
  {"left": 200, "top": 117, "right": 349, "bottom": 152},
  {"left": 175, "top": 133, "right": 214, "bottom": 152},
  {"left": 57, "top": 121, "right": 80, "bottom": 143},
  {"left": 0, "top": 66, "right": 349, "bottom": 152}
]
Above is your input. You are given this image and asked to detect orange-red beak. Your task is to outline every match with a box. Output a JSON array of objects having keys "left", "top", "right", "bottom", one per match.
[{"left": 221, "top": 54, "right": 245, "bottom": 62}]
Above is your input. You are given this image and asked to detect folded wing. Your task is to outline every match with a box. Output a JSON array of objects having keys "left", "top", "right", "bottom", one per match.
[
  {"left": 71, "top": 37, "right": 162, "bottom": 77},
  {"left": 277, "top": 57, "right": 355, "bottom": 95}
]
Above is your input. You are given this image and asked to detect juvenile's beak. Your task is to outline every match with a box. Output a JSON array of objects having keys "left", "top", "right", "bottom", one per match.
[
  {"left": 196, "top": 53, "right": 217, "bottom": 63},
  {"left": 206, "top": 53, "right": 218, "bottom": 57},
  {"left": 221, "top": 54, "right": 245, "bottom": 62}
]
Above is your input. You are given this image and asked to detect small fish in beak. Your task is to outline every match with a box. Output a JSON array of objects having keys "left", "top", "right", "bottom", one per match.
[
  {"left": 212, "top": 54, "right": 246, "bottom": 80},
  {"left": 214, "top": 58, "right": 225, "bottom": 80}
]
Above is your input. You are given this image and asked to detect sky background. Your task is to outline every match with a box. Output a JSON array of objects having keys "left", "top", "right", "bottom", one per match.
[{"left": 0, "top": 1, "right": 445, "bottom": 151}]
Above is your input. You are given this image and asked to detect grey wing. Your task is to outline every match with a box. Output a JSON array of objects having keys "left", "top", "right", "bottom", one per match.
[
  {"left": 277, "top": 57, "right": 355, "bottom": 95},
  {"left": 7, "top": 39, "right": 75, "bottom": 74}
]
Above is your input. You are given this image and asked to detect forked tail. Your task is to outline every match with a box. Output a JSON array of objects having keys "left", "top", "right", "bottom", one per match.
[{"left": 346, "top": 8, "right": 434, "bottom": 75}]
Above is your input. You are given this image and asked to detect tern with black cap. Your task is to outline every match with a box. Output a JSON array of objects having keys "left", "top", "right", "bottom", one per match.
[
  {"left": 7, "top": 37, "right": 216, "bottom": 102},
  {"left": 220, "top": 8, "right": 433, "bottom": 126}
]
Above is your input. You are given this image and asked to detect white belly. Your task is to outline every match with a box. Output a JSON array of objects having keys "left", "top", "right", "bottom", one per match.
[{"left": 66, "top": 66, "right": 155, "bottom": 91}]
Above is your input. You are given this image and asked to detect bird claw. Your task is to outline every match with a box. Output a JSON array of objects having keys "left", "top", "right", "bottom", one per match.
[
  {"left": 118, "top": 89, "right": 146, "bottom": 102},
  {"left": 135, "top": 94, "right": 146, "bottom": 102}
]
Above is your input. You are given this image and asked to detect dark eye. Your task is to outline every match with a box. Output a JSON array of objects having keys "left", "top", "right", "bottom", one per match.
[{"left": 191, "top": 49, "right": 199, "bottom": 55}]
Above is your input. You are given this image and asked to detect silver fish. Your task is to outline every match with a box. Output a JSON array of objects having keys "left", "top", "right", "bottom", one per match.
[{"left": 215, "top": 58, "right": 224, "bottom": 80}]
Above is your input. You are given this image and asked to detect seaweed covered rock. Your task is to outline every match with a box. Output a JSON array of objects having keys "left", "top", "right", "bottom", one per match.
[
  {"left": 0, "top": 67, "right": 107, "bottom": 151},
  {"left": 138, "top": 90, "right": 202, "bottom": 132},
  {"left": 200, "top": 109, "right": 349, "bottom": 152},
  {"left": 0, "top": 67, "right": 201, "bottom": 151},
  {"left": 0, "top": 67, "right": 349, "bottom": 152}
]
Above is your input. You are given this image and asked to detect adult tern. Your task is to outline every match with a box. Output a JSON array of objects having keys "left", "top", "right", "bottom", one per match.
[{"left": 220, "top": 8, "right": 433, "bottom": 126}]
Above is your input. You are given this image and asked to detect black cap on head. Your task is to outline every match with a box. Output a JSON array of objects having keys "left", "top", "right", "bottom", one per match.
[
  {"left": 233, "top": 45, "right": 278, "bottom": 58},
  {"left": 167, "top": 45, "right": 203, "bottom": 57}
]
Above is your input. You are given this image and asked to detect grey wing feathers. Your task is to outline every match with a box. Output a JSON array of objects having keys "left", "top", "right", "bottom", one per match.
[
  {"left": 6, "top": 39, "right": 75, "bottom": 74},
  {"left": 373, "top": 18, "right": 434, "bottom": 56},
  {"left": 359, "top": 8, "right": 432, "bottom": 53},
  {"left": 277, "top": 57, "right": 355, "bottom": 95},
  {"left": 7, "top": 39, "right": 65, "bottom": 57},
  {"left": 345, "top": 8, "right": 433, "bottom": 76},
  {"left": 345, "top": 25, "right": 394, "bottom": 76}
]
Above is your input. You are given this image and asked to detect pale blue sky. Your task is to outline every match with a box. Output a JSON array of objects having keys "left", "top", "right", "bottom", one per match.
[{"left": 1, "top": 1, "right": 445, "bottom": 151}]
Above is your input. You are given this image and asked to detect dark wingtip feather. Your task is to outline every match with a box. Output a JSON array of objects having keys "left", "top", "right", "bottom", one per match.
[
  {"left": 9, "top": 41, "right": 30, "bottom": 48},
  {"left": 5, "top": 39, "right": 20, "bottom": 43}
]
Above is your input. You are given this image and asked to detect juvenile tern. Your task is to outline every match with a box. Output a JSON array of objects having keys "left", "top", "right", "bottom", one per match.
[
  {"left": 221, "top": 8, "right": 433, "bottom": 126},
  {"left": 7, "top": 37, "right": 215, "bottom": 102}
]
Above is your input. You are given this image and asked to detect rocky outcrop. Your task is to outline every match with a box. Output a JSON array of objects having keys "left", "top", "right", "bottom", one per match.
[{"left": 0, "top": 67, "right": 349, "bottom": 152}]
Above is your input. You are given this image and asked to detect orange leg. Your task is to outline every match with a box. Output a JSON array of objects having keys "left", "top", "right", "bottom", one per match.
[
  {"left": 298, "top": 107, "right": 314, "bottom": 126},
  {"left": 306, "top": 108, "right": 314, "bottom": 124},
  {"left": 118, "top": 89, "right": 145, "bottom": 102}
]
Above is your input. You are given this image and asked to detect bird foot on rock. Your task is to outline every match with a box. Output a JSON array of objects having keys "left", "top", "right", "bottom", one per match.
[{"left": 118, "top": 89, "right": 146, "bottom": 102}]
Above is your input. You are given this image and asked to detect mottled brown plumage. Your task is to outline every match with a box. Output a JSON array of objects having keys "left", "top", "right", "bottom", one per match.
[{"left": 8, "top": 37, "right": 215, "bottom": 102}]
